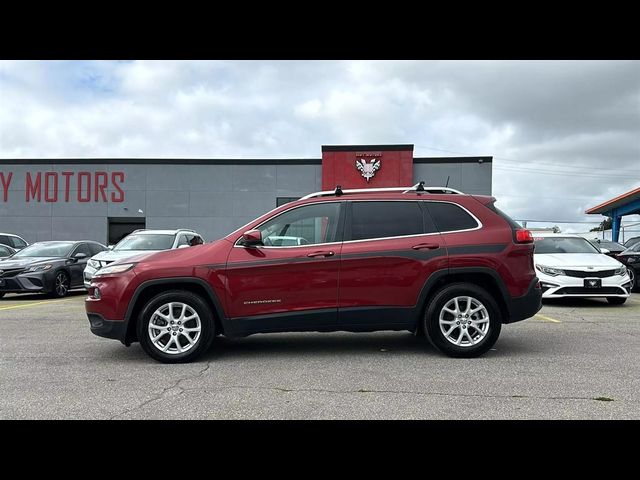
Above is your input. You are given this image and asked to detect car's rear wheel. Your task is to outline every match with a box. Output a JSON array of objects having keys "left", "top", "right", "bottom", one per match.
[
  {"left": 137, "top": 290, "right": 215, "bottom": 363},
  {"left": 423, "top": 283, "right": 502, "bottom": 358},
  {"left": 51, "top": 271, "right": 70, "bottom": 298},
  {"left": 607, "top": 297, "right": 627, "bottom": 305},
  {"left": 628, "top": 268, "right": 637, "bottom": 292}
]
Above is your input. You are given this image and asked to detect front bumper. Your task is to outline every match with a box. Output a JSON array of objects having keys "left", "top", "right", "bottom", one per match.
[
  {"left": 538, "top": 271, "right": 631, "bottom": 298},
  {"left": 83, "top": 265, "right": 98, "bottom": 289},
  {"left": 0, "top": 270, "right": 54, "bottom": 294},
  {"left": 87, "top": 312, "right": 128, "bottom": 342}
]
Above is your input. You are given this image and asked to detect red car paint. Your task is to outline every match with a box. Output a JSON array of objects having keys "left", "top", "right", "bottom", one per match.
[{"left": 86, "top": 191, "right": 541, "bottom": 352}]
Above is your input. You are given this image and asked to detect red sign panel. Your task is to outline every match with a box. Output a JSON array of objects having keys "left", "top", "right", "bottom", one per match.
[{"left": 321, "top": 146, "right": 413, "bottom": 190}]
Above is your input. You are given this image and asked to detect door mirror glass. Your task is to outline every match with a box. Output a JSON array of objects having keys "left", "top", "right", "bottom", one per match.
[
  {"left": 600, "top": 248, "right": 610, "bottom": 254},
  {"left": 241, "top": 230, "right": 263, "bottom": 247},
  {"left": 74, "top": 252, "right": 88, "bottom": 259},
  {"left": 178, "top": 244, "right": 190, "bottom": 249}
]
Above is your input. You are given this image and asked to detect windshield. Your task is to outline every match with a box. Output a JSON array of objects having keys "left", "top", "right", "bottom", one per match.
[
  {"left": 534, "top": 237, "right": 601, "bottom": 254},
  {"left": 114, "top": 234, "right": 175, "bottom": 251},
  {"left": 12, "top": 242, "right": 75, "bottom": 258}
]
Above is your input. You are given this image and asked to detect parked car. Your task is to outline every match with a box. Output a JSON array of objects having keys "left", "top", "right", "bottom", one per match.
[
  {"left": 0, "top": 244, "right": 17, "bottom": 259},
  {"left": 0, "top": 241, "right": 108, "bottom": 298},
  {"left": 533, "top": 233, "right": 632, "bottom": 304},
  {"left": 86, "top": 183, "right": 542, "bottom": 363},
  {"left": 616, "top": 241, "right": 640, "bottom": 292},
  {"left": 0, "top": 233, "right": 28, "bottom": 251},
  {"left": 623, "top": 236, "right": 640, "bottom": 249},
  {"left": 589, "top": 238, "right": 626, "bottom": 257},
  {"left": 83, "top": 229, "right": 205, "bottom": 288}
]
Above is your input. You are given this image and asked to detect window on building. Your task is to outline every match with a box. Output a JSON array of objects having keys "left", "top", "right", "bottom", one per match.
[{"left": 276, "top": 197, "right": 299, "bottom": 207}]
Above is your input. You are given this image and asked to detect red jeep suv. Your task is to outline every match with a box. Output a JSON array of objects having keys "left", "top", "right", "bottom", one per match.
[{"left": 86, "top": 183, "right": 542, "bottom": 363}]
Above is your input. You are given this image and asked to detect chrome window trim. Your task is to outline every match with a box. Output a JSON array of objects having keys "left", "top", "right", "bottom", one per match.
[
  {"left": 343, "top": 199, "right": 482, "bottom": 244},
  {"left": 232, "top": 199, "right": 482, "bottom": 250}
]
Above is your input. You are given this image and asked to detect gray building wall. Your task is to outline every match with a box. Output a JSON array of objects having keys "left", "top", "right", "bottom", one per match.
[{"left": 0, "top": 158, "right": 491, "bottom": 245}]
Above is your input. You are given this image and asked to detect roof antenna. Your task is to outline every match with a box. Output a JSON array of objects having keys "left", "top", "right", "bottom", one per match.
[
  {"left": 335, "top": 185, "right": 343, "bottom": 196},
  {"left": 445, "top": 176, "right": 450, "bottom": 188}
]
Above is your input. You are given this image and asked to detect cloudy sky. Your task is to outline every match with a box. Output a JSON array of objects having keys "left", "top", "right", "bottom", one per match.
[{"left": 1, "top": 60, "right": 639, "bottom": 234}]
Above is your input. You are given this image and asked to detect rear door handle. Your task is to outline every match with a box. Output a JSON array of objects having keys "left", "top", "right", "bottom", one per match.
[
  {"left": 412, "top": 243, "right": 440, "bottom": 250},
  {"left": 307, "top": 251, "right": 335, "bottom": 258}
]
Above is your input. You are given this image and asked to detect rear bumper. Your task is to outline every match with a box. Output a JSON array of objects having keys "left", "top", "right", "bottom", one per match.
[
  {"left": 505, "top": 277, "right": 542, "bottom": 324},
  {"left": 87, "top": 313, "right": 128, "bottom": 344}
]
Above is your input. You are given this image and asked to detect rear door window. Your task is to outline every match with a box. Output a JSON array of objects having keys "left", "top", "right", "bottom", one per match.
[{"left": 348, "top": 201, "right": 431, "bottom": 241}]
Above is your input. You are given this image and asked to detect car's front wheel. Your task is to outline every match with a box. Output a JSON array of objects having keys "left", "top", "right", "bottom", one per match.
[
  {"left": 137, "top": 290, "right": 216, "bottom": 363},
  {"left": 51, "top": 271, "right": 70, "bottom": 298},
  {"left": 607, "top": 297, "right": 627, "bottom": 305},
  {"left": 628, "top": 268, "right": 637, "bottom": 292},
  {"left": 423, "top": 283, "right": 502, "bottom": 358}
]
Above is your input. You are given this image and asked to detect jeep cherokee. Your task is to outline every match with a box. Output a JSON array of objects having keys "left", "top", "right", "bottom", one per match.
[{"left": 86, "top": 183, "right": 542, "bottom": 363}]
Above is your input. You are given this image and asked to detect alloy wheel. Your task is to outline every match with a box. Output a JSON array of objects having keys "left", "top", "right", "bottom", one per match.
[
  {"left": 148, "top": 302, "right": 202, "bottom": 355},
  {"left": 55, "top": 273, "right": 69, "bottom": 297},
  {"left": 439, "top": 296, "right": 490, "bottom": 347}
]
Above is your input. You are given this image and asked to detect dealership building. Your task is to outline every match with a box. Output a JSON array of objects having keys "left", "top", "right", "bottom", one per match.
[{"left": 0, "top": 144, "right": 492, "bottom": 245}]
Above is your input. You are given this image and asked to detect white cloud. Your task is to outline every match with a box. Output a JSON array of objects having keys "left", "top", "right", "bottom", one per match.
[{"left": 1, "top": 60, "right": 639, "bottom": 227}]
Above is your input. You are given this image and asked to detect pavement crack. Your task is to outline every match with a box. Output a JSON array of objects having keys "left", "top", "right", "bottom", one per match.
[
  {"left": 109, "top": 361, "right": 212, "bottom": 419},
  {"left": 177, "top": 384, "right": 614, "bottom": 403}
]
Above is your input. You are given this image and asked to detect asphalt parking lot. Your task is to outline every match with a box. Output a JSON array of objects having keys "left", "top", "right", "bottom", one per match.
[{"left": 1, "top": 291, "right": 639, "bottom": 419}]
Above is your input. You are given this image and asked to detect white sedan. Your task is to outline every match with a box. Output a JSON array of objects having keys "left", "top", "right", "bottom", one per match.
[{"left": 533, "top": 233, "right": 632, "bottom": 305}]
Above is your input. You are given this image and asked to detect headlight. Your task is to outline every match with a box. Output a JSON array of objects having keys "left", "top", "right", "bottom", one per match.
[
  {"left": 93, "top": 263, "right": 136, "bottom": 276},
  {"left": 615, "top": 266, "right": 627, "bottom": 276},
  {"left": 536, "top": 264, "right": 565, "bottom": 276},
  {"left": 26, "top": 264, "right": 52, "bottom": 272},
  {"left": 88, "top": 259, "right": 100, "bottom": 268}
]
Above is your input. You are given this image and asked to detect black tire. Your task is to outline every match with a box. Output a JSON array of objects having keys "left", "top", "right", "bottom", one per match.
[
  {"left": 607, "top": 297, "right": 627, "bottom": 305},
  {"left": 629, "top": 268, "right": 637, "bottom": 292},
  {"left": 423, "top": 282, "right": 502, "bottom": 358},
  {"left": 137, "top": 290, "right": 215, "bottom": 364},
  {"left": 50, "top": 271, "right": 70, "bottom": 298}
]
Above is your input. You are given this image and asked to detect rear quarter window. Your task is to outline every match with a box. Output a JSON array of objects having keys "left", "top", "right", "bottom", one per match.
[{"left": 425, "top": 202, "right": 479, "bottom": 232}]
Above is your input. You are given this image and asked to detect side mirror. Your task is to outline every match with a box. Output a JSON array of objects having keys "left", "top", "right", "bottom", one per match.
[
  {"left": 241, "top": 229, "right": 263, "bottom": 247},
  {"left": 600, "top": 248, "right": 610, "bottom": 254},
  {"left": 178, "top": 244, "right": 190, "bottom": 249},
  {"left": 75, "top": 252, "right": 87, "bottom": 259},
  {"left": 108, "top": 245, "right": 114, "bottom": 250}
]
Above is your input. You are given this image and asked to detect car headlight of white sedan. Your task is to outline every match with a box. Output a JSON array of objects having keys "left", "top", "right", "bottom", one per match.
[
  {"left": 536, "top": 264, "right": 565, "bottom": 276},
  {"left": 87, "top": 259, "right": 101, "bottom": 269}
]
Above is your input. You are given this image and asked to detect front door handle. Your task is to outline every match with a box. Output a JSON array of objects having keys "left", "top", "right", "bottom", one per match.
[
  {"left": 307, "top": 251, "right": 335, "bottom": 258},
  {"left": 412, "top": 243, "right": 440, "bottom": 250}
]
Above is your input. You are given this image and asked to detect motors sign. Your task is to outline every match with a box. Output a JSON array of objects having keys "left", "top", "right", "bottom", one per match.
[{"left": 0, "top": 171, "right": 125, "bottom": 203}]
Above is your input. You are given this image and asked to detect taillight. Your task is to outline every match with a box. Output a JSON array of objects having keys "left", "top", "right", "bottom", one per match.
[{"left": 515, "top": 229, "right": 534, "bottom": 244}]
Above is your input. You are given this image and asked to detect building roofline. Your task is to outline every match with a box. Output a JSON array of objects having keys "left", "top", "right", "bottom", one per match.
[
  {"left": 321, "top": 144, "right": 414, "bottom": 152},
  {"left": 0, "top": 156, "right": 493, "bottom": 166},
  {"left": 586, "top": 186, "right": 640, "bottom": 214},
  {"left": 413, "top": 156, "right": 492, "bottom": 164}
]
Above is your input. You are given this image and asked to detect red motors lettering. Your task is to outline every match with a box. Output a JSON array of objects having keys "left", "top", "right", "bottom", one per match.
[{"left": 0, "top": 171, "right": 125, "bottom": 203}]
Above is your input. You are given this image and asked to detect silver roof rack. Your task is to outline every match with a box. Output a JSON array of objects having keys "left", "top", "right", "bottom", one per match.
[{"left": 300, "top": 182, "right": 464, "bottom": 200}]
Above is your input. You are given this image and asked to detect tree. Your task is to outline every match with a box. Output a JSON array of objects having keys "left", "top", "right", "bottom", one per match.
[{"left": 590, "top": 218, "right": 612, "bottom": 232}]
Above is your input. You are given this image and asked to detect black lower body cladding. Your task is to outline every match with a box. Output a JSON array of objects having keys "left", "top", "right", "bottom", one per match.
[{"left": 505, "top": 277, "right": 542, "bottom": 323}]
